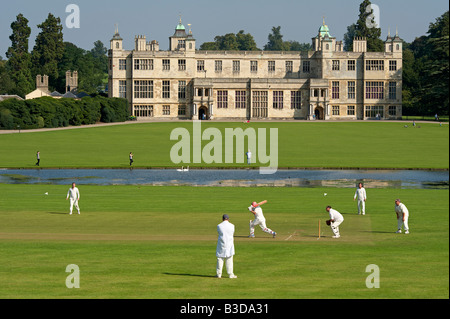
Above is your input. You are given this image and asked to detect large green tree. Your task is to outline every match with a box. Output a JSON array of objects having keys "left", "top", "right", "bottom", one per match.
[
  {"left": 418, "top": 11, "right": 449, "bottom": 115},
  {"left": 214, "top": 33, "right": 239, "bottom": 50},
  {"left": 343, "top": 24, "right": 357, "bottom": 52},
  {"left": 90, "top": 40, "right": 108, "bottom": 73},
  {"left": 403, "top": 11, "right": 449, "bottom": 116},
  {"left": 0, "top": 56, "right": 15, "bottom": 95},
  {"left": 5, "top": 14, "right": 34, "bottom": 97},
  {"left": 235, "top": 30, "right": 259, "bottom": 51},
  {"left": 263, "top": 26, "right": 310, "bottom": 51},
  {"left": 344, "top": 0, "right": 384, "bottom": 52},
  {"left": 31, "top": 13, "right": 64, "bottom": 89},
  {"left": 264, "top": 26, "right": 290, "bottom": 51}
]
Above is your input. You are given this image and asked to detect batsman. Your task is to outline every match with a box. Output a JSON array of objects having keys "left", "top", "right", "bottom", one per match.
[{"left": 248, "top": 200, "right": 277, "bottom": 238}]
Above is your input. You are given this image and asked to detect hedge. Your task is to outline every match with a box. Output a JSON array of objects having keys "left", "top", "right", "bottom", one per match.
[{"left": 0, "top": 96, "right": 129, "bottom": 130}]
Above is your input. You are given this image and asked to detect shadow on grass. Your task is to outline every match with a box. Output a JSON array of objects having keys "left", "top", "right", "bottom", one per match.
[
  {"left": 362, "top": 230, "right": 396, "bottom": 234},
  {"left": 48, "top": 212, "right": 68, "bottom": 215},
  {"left": 163, "top": 272, "right": 216, "bottom": 278}
]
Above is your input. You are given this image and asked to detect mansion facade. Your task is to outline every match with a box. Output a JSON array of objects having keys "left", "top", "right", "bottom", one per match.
[{"left": 108, "top": 20, "right": 403, "bottom": 120}]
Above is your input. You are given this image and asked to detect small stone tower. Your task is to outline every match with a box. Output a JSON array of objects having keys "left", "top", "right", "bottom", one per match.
[
  {"left": 36, "top": 75, "right": 49, "bottom": 91},
  {"left": 66, "top": 70, "right": 78, "bottom": 93}
]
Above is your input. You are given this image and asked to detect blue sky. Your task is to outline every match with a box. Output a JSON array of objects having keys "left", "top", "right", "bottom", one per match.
[{"left": 0, "top": 0, "right": 448, "bottom": 57}]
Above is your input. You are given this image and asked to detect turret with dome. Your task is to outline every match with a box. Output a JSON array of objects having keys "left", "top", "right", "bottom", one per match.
[
  {"left": 169, "top": 17, "right": 196, "bottom": 51},
  {"left": 312, "top": 18, "right": 343, "bottom": 52}
]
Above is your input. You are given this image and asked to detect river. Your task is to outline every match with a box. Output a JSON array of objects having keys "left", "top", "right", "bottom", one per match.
[{"left": 0, "top": 169, "right": 448, "bottom": 189}]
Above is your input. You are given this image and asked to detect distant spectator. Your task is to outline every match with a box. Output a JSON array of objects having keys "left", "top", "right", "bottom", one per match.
[
  {"left": 246, "top": 150, "right": 252, "bottom": 165},
  {"left": 129, "top": 152, "right": 134, "bottom": 166},
  {"left": 35, "top": 151, "right": 40, "bottom": 166}
]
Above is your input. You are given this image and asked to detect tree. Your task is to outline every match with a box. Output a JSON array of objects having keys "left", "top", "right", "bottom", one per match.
[
  {"left": 419, "top": 11, "right": 449, "bottom": 115},
  {"left": 31, "top": 13, "right": 64, "bottom": 89},
  {"left": 402, "top": 11, "right": 449, "bottom": 116},
  {"left": 199, "top": 31, "right": 259, "bottom": 51},
  {"left": 56, "top": 41, "right": 108, "bottom": 94},
  {"left": 5, "top": 14, "right": 34, "bottom": 97},
  {"left": 263, "top": 26, "right": 310, "bottom": 51},
  {"left": 264, "top": 26, "right": 290, "bottom": 51},
  {"left": 214, "top": 33, "right": 239, "bottom": 50},
  {"left": 90, "top": 40, "right": 108, "bottom": 73},
  {"left": 343, "top": 24, "right": 357, "bottom": 52},
  {"left": 401, "top": 44, "right": 420, "bottom": 115},
  {"left": 199, "top": 42, "right": 218, "bottom": 50},
  {"left": 286, "top": 41, "right": 312, "bottom": 52},
  {"left": 236, "top": 30, "right": 258, "bottom": 51},
  {"left": 0, "top": 57, "right": 14, "bottom": 95},
  {"left": 343, "top": 0, "right": 384, "bottom": 52}
]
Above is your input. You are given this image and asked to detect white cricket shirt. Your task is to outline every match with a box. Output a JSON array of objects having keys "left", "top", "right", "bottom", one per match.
[
  {"left": 395, "top": 203, "right": 409, "bottom": 216},
  {"left": 67, "top": 187, "right": 80, "bottom": 200},
  {"left": 329, "top": 208, "right": 344, "bottom": 222},
  {"left": 354, "top": 187, "right": 367, "bottom": 200}
]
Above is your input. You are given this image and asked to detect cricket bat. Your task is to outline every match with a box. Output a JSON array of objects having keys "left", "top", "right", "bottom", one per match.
[{"left": 257, "top": 200, "right": 267, "bottom": 206}]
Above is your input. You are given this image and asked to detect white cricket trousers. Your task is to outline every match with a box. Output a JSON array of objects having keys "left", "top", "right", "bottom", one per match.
[
  {"left": 397, "top": 215, "right": 409, "bottom": 232},
  {"left": 357, "top": 200, "right": 365, "bottom": 215},
  {"left": 331, "top": 219, "right": 344, "bottom": 237},
  {"left": 69, "top": 199, "right": 80, "bottom": 214},
  {"left": 216, "top": 256, "right": 234, "bottom": 278},
  {"left": 250, "top": 218, "right": 275, "bottom": 236}
]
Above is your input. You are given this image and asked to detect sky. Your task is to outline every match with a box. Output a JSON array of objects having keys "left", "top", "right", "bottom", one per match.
[{"left": 0, "top": 0, "right": 448, "bottom": 57}]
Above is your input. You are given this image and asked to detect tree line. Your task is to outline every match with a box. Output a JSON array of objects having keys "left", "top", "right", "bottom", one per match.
[
  {"left": 199, "top": 28, "right": 312, "bottom": 51},
  {"left": 0, "top": 13, "right": 108, "bottom": 98}
]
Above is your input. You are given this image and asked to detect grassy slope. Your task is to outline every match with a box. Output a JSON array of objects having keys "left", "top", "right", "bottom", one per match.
[
  {"left": 0, "top": 122, "right": 448, "bottom": 169},
  {"left": 0, "top": 184, "right": 448, "bottom": 299}
]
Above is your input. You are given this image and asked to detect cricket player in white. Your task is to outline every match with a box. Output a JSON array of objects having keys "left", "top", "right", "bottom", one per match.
[
  {"left": 216, "top": 214, "right": 237, "bottom": 279},
  {"left": 248, "top": 201, "right": 276, "bottom": 238},
  {"left": 246, "top": 150, "right": 252, "bottom": 165},
  {"left": 353, "top": 182, "right": 367, "bottom": 215},
  {"left": 395, "top": 199, "right": 409, "bottom": 234},
  {"left": 326, "top": 206, "right": 344, "bottom": 238},
  {"left": 66, "top": 182, "right": 80, "bottom": 215}
]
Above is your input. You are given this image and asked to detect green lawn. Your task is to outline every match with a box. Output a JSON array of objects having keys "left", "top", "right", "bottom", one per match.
[
  {"left": 0, "top": 121, "right": 448, "bottom": 169},
  {"left": 0, "top": 184, "right": 448, "bottom": 299}
]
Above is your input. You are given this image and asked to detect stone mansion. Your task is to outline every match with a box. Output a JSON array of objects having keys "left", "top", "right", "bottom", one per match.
[{"left": 108, "top": 19, "right": 402, "bottom": 120}]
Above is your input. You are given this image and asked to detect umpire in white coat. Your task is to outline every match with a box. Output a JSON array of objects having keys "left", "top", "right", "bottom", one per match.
[
  {"left": 353, "top": 182, "right": 367, "bottom": 215},
  {"left": 216, "top": 214, "right": 237, "bottom": 278}
]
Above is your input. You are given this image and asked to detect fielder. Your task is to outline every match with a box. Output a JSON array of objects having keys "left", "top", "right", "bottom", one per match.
[
  {"left": 353, "top": 182, "right": 367, "bottom": 215},
  {"left": 248, "top": 201, "right": 277, "bottom": 238},
  {"left": 66, "top": 182, "right": 80, "bottom": 215},
  {"left": 394, "top": 199, "right": 409, "bottom": 234},
  {"left": 326, "top": 206, "right": 344, "bottom": 238}
]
